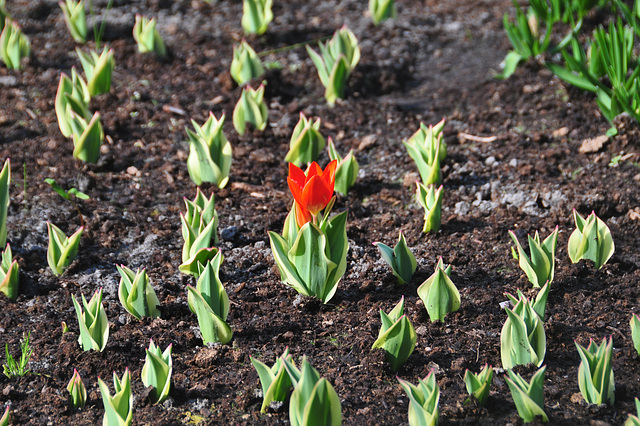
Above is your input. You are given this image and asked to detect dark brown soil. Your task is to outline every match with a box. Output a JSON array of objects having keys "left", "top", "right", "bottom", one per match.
[{"left": 1, "top": 0, "right": 640, "bottom": 424}]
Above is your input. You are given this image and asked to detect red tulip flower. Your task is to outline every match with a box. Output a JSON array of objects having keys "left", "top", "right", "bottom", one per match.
[{"left": 287, "top": 160, "right": 337, "bottom": 226}]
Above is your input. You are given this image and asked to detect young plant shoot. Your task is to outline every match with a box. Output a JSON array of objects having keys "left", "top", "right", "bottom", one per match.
[
  {"left": 69, "top": 111, "right": 104, "bottom": 163},
  {"left": 506, "top": 281, "right": 550, "bottom": 321},
  {"left": 327, "top": 138, "right": 359, "bottom": 195},
  {"left": 117, "top": 265, "right": 160, "bottom": 320},
  {"left": 59, "top": 0, "right": 87, "bottom": 43},
  {"left": 505, "top": 366, "right": 549, "bottom": 423},
  {"left": 0, "top": 159, "right": 8, "bottom": 248},
  {"left": 72, "top": 288, "right": 109, "bottom": 352},
  {"left": 509, "top": 226, "right": 558, "bottom": 288},
  {"left": 67, "top": 369, "right": 87, "bottom": 409},
  {"left": 55, "top": 68, "right": 91, "bottom": 138},
  {"left": 250, "top": 348, "right": 294, "bottom": 413},
  {"left": 631, "top": 314, "right": 640, "bottom": 356},
  {"left": 374, "top": 232, "right": 417, "bottom": 285},
  {"left": 187, "top": 254, "right": 232, "bottom": 344},
  {"left": 576, "top": 337, "right": 615, "bottom": 405},
  {"left": 76, "top": 47, "right": 114, "bottom": 96},
  {"left": 242, "top": 0, "right": 273, "bottom": 35},
  {"left": 282, "top": 356, "right": 342, "bottom": 426},
  {"left": 284, "top": 112, "right": 325, "bottom": 167},
  {"left": 133, "top": 14, "right": 166, "bottom": 56},
  {"left": 417, "top": 258, "right": 460, "bottom": 322},
  {"left": 369, "top": 0, "right": 396, "bottom": 25},
  {"left": 371, "top": 297, "right": 417, "bottom": 371},
  {"left": 3, "top": 332, "right": 32, "bottom": 378},
  {"left": 47, "top": 222, "right": 83, "bottom": 276},
  {"left": 397, "top": 371, "right": 440, "bottom": 426},
  {"left": 0, "top": 405, "right": 8, "bottom": 426},
  {"left": 403, "top": 119, "right": 446, "bottom": 185},
  {"left": 233, "top": 83, "right": 268, "bottom": 135},
  {"left": 500, "top": 293, "right": 546, "bottom": 370},
  {"left": 416, "top": 183, "right": 443, "bottom": 233},
  {"left": 186, "top": 112, "right": 232, "bottom": 188},
  {"left": 230, "top": 40, "right": 264, "bottom": 86},
  {"left": 568, "top": 210, "right": 615, "bottom": 269},
  {"left": 0, "top": 18, "right": 30, "bottom": 70},
  {"left": 306, "top": 26, "right": 360, "bottom": 105},
  {"left": 141, "top": 339, "right": 172, "bottom": 404},
  {"left": 464, "top": 364, "right": 493, "bottom": 407},
  {"left": 626, "top": 398, "right": 640, "bottom": 426},
  {"left": 179, "top": 188, "right": 219, "bottom": 275},
  {"left": 98, "top": 369, "right": 133, "bottom": 426},
  {"left": 269, "top": 160, "right": 348, "bottom": 304},
  {"left": 0, "top": 244, "right": 19, "bottom": 301}
]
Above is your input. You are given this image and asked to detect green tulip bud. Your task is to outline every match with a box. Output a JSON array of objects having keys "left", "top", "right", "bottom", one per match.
[
  {"left": 369, "top": 0, "right": 396, "bottom": 25},
  {"left": 72, "top": 288, "right": 109, "bottom": 352},
  {"left": 404, "top": 119, "right": 445, "bottom": 185},
  {"left": 0, "top": 18, "right": 30, "bottom": 70},
  {"left": 0, "top": 244, "right": 18, "bottom": 301},
  {"left": 417, "top": 257, "right": 460, "bottom": 322},
  {"left": 509, "top": 226, "right": 558, "bottom": 288},
  {"left": 133, "top": 14, "right": 166, "bottom": 56},
  {"left": 464, "top": 364, "right": 493, "bottom": 407},
  {"left": 76, "top": 47, "right": 114, "bottom": 96},
  {"left": 505, "top": 366, "right": 548, "bottom": 422},
  {"left": 141, "top": 339, "right": 172, "bottom": 404},
  {"left": 397, "top": 371, "right": 440, "bottom": 426},
  {"left": 374, "top": 232, "right": 416, "bottom": 285},
  {"left": 116, "top": 265, "right": 160, "bottom": 320},
  {"left": 500, "top": 294, "right": 545, "bottom": 370},
  {"left": 416, "top": 183, "right": 443, "bottom": 233},
  {"left": 242, "top": 0, "right": 273, "bottom": 35},
  {"left": 67, "top": 369, "right": 87, "bottom": 409},
  {"left": 506, "top": 282, "right": 550, "bottom": 321},
  {"left": 47, "top": 222, "right": 83, "bottom": 276},
  {"left": 98, "top": 369, "right": 133, "bottom": 426},
  {"left": 55, "top": 68, "right": 91, "bottom": 138},
  {"left": 568, "top": 210, "right": 614, "bottom": 269},
  {"left": 68, "top": 111, "right": 104, "bottom": 164},
  {"left": 59, "top": 0, "right": 87, "bottom": 43},
  {"left": 631, "top": 314, "right": 640, "bottom": 356},
  {"left": 371, "top": 296, "right": 417, "bottom": 371},
  {"left": 186, "top": 113, "right": 232, "bottom": 188},
  {"left": 230, "top": 40, "right": 264, "bottom": 86},
  {"left": 327, "top": 137, "right": 359, "bottom": 195},
  {"left": 233, "top": 83, "right": 268, "bottom": 135},
  {"left": 250, "top": 348, "right": 294, "bottom": 412},
  {"left": 285, "top": 112, "right": 325, "bottom": 167},
  {"left": 282, "top": 356, "right": 342, "bottom": 426},
  {"left": 0, "top": 159, "right": 10, "bottom": 247},
  {"left": 306, "top": 26, "right": 360, "bottom": 105},
  {"left": 179, "top": 189, "right": 219, "bottom": 276},
  {"left": 187, "top": 270, "right": 233, "bottom": 345},
  {"left": 576, "top": 337, "right": 615, "bottom": 405}
]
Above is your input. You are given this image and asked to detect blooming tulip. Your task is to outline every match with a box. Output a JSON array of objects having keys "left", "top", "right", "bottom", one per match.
[{"left": 287, "top": 160, "right": 337, "bottom": 226}]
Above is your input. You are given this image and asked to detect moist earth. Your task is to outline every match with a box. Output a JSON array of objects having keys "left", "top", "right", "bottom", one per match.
[{"left": 1, "top": 0, "right": 640, "bottom": 425}]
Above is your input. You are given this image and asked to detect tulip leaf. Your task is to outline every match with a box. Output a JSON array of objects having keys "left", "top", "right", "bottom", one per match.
[
  {"left": 268, "top": 231, "right": 311, "bottom": 297},
  {"left": 187, "top": 285, "right": 232, "bottom": 344}
]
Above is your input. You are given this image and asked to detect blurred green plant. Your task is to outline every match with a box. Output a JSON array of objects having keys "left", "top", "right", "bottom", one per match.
[
  {"left": 509, "top": 226, "right": 558, "bottom": 288},
  {"left": 133, "top": 14, "right": 166, "bottom": 56},
  {"left": 369, "top": 0, "right": 396, "bottom": 25},
  {"left": 464, "top": 364, "right": 493, "bottom": 407},
  {"left": 397, "top": 371, "right": 440, "bottom": 426},
  {"left": 98, "top": 369, "right": 133, "bottom": 426},
  {"left": 371, "top": 297, "right": 417, "bottom": 371},
  {"left": 47, "top": 222, "right": 83, "bottom": 276},
  {"left": 285, "top": 112, "right": 325, "bottom": 167},
  {"left": 631, "top": 313, "right": 640, "bottom": 356},
  {"left": 186, "top": 113, "right": 232, "bottom": 188},
  {"left": 403, "top": 119, "right": 446, "bottom": 185},
  {"left": 242, "top": 0, "right": 273, "bottom": 35},
  {"left": 0, "top": 159, "right": 10, "bottom": 248},
  {"left": 250, "top": 348, "right": 294, "bottom": 413},
  {"left": 233, "top": 83, "right": 268, "bottom": 135},
  {"left": 374, "top": 232, "right": 416, "bottom": 285},
  {"left": 117, "top": 265, "right": 160, "bottom": 320},
  {"left": 327, "top": 138, "right": 359, "bottom": 195},
  {"left": 67, "top": 369, "right": 87, "bottom": 409},
  {"left": 576, "top": 337, "right": 615, "bottom": 405},
  {"left": 60, "top": 0, "right": 87, "bottom": 43},
  {"left": 416, "top": 183, "right": 443, "bottom": 233},
  {"left": 230, "top": 40, "right": 264, "bottom": 86},
  {"left": 3, "top": 332, "right": 32, "bottom": 378},
  {"left": 417, "top": 257, "right": 459, "bottom": 322},
  {"left": 141, "top": 339, "right": 172, "bottom": 404},
  {"left": 77, "top": 47, "right": 114, "bottom": 96},
  {"left": 0, "top": 18, "right": 30, "bottom": 70},
  {"left": 0, "top": 244, "right": 18, "bottom": 301},
  {"left": 568, "top": 210, "right": 614, "bottom": 269},
  {"left": 72, "top": 288, "right": 109, "bottom": 352}
]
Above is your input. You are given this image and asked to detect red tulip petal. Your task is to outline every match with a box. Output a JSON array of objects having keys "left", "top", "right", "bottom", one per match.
[
  {"left": 306, "top": 162, "right": 322, "bottom": 181},
  {"left": 295, "top": 203, "right": 313, "bottom": 227},
  {"left": 322, "top": 159, "right": 338, "bottom": 190},
  {"left": 301, "top": 175, "right": 332, "bottom": 215}
]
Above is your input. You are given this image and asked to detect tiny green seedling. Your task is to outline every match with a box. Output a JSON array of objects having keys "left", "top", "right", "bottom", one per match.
[
  {"left": 242, "top": 0, "right": 273, "bottom": 35},
  {"left": 133, "top": 14, "right": 166, "bottom": 56},
  {"left": 0, "top": 18, "right": 30, "bottom": 70},
  {"left": 230, "top": 40, "right": 264, "bottom": 86},
  {"left": 59, "top": 0, "right": 87, "bottom": 43},
  {"left": 98, "top": 369, "right": 133, "bottom": 426},
  {"left": 72, "top": 288, "right": 109, "bottom": 352},
  {"left": 233, "top": 83, "right": 268, "bottom": 135},
  {"left": 76, "top": 47, "right": 115, "bottom": 96},
  {"left": 186, "top": 112, "right": 232, "bottom": 188},
  {"left": 3, "top": 331, "right": 32, "bottom": 378},
  {"left": 45, "top": 178, "right": 89, "bottom": 226},
  {"left": 625, "top": 398, "right": 640, "bottom": 426},
  {"left": 369, "top": 0, "right": 396, "bottom": 25},
  {"left": 117, "top": 265, "right": 160, "bottom": 320},
  {"left": 0, "top": 243, "right": 19, "bottom": 301},
  {"left": 568, "top": 210, "right": 615, "bottom": 269},
  {"left": 47, "top": 222, "right": 83, "bottom": 276}
]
